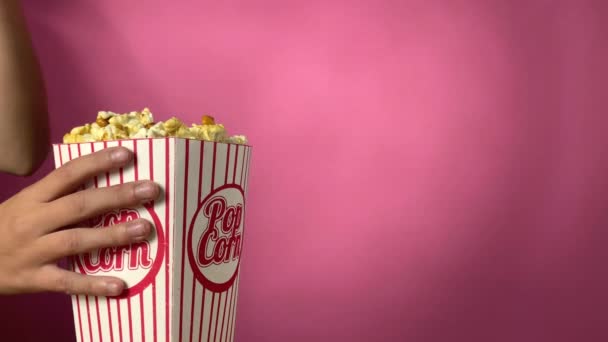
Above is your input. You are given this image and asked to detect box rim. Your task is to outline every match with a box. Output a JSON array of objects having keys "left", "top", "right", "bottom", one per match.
[{"left": 52, "top": 136, "right": 252, "bottom": 149}]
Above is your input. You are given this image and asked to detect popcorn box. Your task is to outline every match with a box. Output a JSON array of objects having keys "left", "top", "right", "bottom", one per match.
[{"left": 53, "top": 138, "right": 252, "bottom": 342}]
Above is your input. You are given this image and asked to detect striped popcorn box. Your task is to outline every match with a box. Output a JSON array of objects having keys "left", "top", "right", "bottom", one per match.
[{"left": 53, "top": 137, "right": 252, "bottom": 342}]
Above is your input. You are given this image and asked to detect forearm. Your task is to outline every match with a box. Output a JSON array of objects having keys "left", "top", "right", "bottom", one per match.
[{"left": 0, "top": 0, "right": 49, "bottom": 176}]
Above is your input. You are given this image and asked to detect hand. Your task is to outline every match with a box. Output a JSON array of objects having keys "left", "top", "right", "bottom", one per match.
[{"left": 0, "top": 146, "right": 160, "bottom": 297}]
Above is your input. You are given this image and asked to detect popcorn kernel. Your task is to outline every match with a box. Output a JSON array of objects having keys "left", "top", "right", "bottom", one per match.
[
  {"left": 202, "top": 115, "right": 215, "bottom": 125},
  {"left": 163, "top": 117, "right": 184, "bottom": 134},
  {"left": 96, "top": 117, "right": 109, "bottom": 127}
]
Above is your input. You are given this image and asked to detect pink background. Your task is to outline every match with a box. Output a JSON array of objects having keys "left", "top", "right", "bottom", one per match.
[{"left": 1, "top": 0, "right": 607, "bottom": 341}]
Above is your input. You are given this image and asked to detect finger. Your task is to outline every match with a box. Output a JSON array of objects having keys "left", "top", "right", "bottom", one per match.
[
  {"left": 38, "top": 266, "right": 126, "bottom": 297},
  {"left": 27, "top": 146, "right": 133, "bottom": 202},
  {"left": 35, "top": 219, "right": 152, "bottom": 261},
  {"left": 40, "top": 180, "right": 160, "bottom": 232}
]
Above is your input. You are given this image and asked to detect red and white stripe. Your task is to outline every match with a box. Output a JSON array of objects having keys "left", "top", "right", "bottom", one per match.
[
  {"left": 53, "top": 138, "right": 251, "bottom": 342},
  {"left": 54, "top": 138, "right": 174, "bottom": 342},
  {"left": 172, "top": 140, "right": 250, "bottom": 342}
]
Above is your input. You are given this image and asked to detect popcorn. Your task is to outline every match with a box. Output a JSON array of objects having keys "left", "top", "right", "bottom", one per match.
[
  {"left": 175, "top": 126, "right": 194, "bottom": 139},
  {"left": 201, "top": 115, "right": 215, "bottom": 125},
  {"left": 138, "top": 108, "right": 154, "bottom": 126},
  {"left": 96, "top": 117, "right": 109, "bottom": 127},
  {"left": 131, "top": 127, "right": 148, "bottom": 139},
  {"left": 89, "top": 124, "right": 106, "bottom": 141},
  {"left": 146, "top": 122, "right": 167, "bottom": 138},
  {"left": 62, "top": 108, "right": 247, "bottom": 145},
  {"left": 226, "top": 135, "right": 248, "bottom": 145},
  {"left": 70, "top": 124, "right": 90, "bottom": 135},
  {"left": 97, "top": 111, "right": 116, "bottom": 120},
  {"left": 62, "top": 133, "right": 81, "bottom": 143},
  {"left": 189, "top": 123, "right": 228, "bottom": 142},
  {"left": 163, "top": 117, "right": 185, "bottom": 135}
]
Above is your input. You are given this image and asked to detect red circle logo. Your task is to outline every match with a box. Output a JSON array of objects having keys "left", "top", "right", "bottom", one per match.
[
  {"left": 187, "top": 184, "right": 245, "bottom": 293},
  {"left": 73, "top": 205, "right": 165, "bottom": 298}
]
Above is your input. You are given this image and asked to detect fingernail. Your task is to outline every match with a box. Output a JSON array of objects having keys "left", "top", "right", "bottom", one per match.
[
  {"left": 106, "top": 281, "right": 123, "bottom": 296},
  {"left": 134, "top": 182, "right": 159, "bottom": 201},
  {"left": 110, "top": 148, "right": 131, "bottom": 163},
  {"left": 127, "top": 221, "right": 150, "bottom": 239}
]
